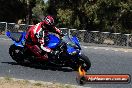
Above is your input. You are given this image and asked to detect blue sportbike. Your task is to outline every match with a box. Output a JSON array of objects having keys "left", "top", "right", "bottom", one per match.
[{"left": 6, "top": 32, "right": 91, "bottom": 71}]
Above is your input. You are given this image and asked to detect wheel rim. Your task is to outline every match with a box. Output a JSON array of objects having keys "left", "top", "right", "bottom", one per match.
[{"left": 79, "top": 59, "right": 89, "bottom": 71}]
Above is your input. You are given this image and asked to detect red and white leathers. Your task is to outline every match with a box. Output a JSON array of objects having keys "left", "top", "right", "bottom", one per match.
[{"left": 25, "top": 22, "right": 61, "bottom": 56}]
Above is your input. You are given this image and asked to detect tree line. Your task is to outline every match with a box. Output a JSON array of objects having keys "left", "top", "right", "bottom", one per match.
[{"left": 0, "top": 0, "right": 132, "bottom": 33}]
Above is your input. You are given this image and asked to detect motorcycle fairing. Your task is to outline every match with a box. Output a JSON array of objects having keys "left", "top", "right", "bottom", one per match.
[
  {"left": 71, "top": 36, "right": 81, "bottom": 50},
  {"left": 6, "top": 32, "right": 81, "bottom": 55},
  {"left": 46, "top": 34, "right": 60, "bottom": 49},
  {"left": 6, "top": 32, "right": 26, "bottom": 47},
  {"left": 67, "top": 45, "right": 78, "bottom": 54}
]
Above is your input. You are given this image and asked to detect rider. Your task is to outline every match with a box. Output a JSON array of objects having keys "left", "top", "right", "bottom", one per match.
[{"left": 25, "top": 15, "right": 62, "bottom": 60}]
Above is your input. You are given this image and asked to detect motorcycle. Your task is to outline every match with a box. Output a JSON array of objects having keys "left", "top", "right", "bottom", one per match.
[{"left": 6, "top": 31, "right": 91, "bottom": 71}]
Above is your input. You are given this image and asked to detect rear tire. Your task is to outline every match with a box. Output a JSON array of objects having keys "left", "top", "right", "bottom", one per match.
[{"left": 9, "top": 44, "right": 25, "bottom": 64}]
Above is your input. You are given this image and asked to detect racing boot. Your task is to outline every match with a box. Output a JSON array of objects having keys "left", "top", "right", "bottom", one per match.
[{"left": 48, "top": 50, "right": 60, "bottom": 62}]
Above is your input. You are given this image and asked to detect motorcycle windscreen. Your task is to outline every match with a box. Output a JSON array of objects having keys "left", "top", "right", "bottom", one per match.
[
  {"left": 47, "top": 34, "right": 60, "bottom": 48},
  {"left": 71, "top": 36, "right": 81, "bottom": 49}
]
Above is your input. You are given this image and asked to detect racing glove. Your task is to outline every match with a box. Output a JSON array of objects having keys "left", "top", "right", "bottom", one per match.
[{"left": 60, "top": 33, "right": 64, "bottom": 37}]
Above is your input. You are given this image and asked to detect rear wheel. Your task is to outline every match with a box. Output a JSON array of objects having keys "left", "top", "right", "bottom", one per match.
[{"left": 9, "top": 44, "right": 25, "bottom": 64}]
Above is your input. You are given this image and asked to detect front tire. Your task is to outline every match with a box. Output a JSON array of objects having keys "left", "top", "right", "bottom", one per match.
[
  {"left": 79, "top": 54, "right": 91, "bottom": 71},
  {"left": 73, "top": 54, "right": 91, "bottom": 72}
]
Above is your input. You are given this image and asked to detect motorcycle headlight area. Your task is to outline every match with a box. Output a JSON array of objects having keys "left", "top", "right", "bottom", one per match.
[
  {"left": 70, "top": 50, "right": 81, "bottom": 55},
  {"left": 70, "top": 51, "right": 77, "bottom": 55}
]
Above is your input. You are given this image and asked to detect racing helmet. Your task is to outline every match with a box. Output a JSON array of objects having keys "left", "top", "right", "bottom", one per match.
[{"left": 43, "top": 15, "right": 54, "bottom": 26}]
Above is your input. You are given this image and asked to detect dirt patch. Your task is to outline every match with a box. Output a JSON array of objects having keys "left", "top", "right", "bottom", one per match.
[{"left": 0, "top": 77, "right": 76, "bottom": 88}]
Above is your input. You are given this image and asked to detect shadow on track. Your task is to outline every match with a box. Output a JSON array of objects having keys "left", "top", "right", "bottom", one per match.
[{"left": 1, "top": 62, "right": 74, "bottom": 72}]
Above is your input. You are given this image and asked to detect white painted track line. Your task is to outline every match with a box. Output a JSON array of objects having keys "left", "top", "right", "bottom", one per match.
[{"left": 82, "top": 46, "right": 132, "bottom": 53}]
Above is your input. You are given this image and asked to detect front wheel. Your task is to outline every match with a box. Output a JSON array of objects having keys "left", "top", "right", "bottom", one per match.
[
  {"left": 73, "top": 54, "right": 91, "bottom": 72},
  {"left": 80, "top": 54, "right": 91, "bottom": 71}
]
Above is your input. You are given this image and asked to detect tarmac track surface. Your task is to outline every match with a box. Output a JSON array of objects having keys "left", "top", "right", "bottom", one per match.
[{"left": 0, "top": 37, "right": 132, "bottom": 88}]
